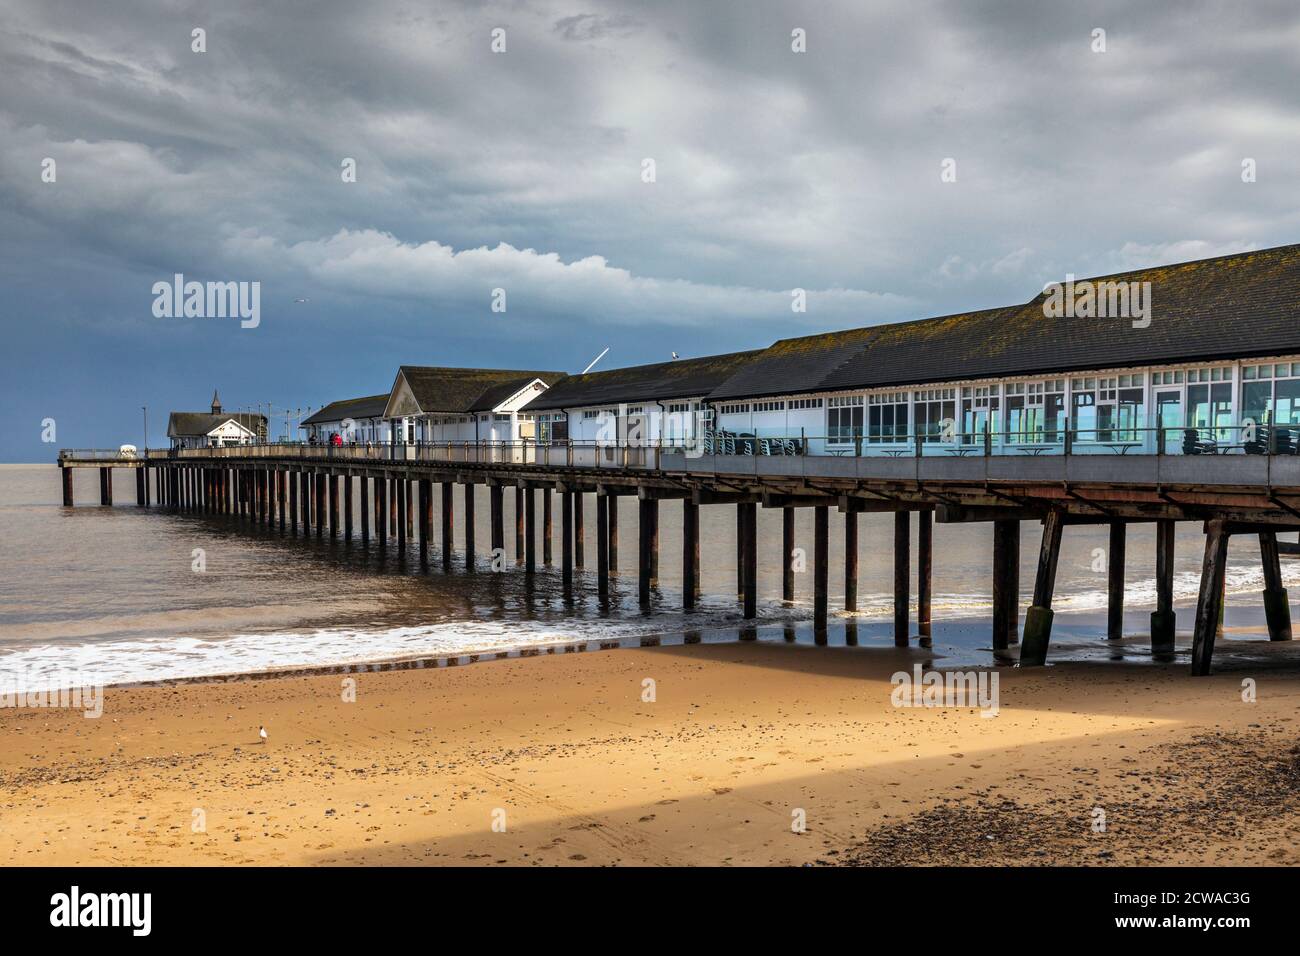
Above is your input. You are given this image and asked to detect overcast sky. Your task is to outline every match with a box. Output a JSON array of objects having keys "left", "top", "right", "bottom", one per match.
[{"left": 3, "top": 0, "right": 1298, "bottom": 458}]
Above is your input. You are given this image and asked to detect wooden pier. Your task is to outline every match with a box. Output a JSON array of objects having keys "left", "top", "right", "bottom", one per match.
[{"left": 56, "top": 442, "right": 1300, "bottom": 675}]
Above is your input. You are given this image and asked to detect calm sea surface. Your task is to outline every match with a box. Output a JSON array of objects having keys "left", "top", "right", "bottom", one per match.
[{"left": 2, "top": 463, "right": 1297, "bottom": 689}]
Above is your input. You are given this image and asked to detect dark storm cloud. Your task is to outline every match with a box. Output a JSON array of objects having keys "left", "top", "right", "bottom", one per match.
[{"left": 1, "top": 0, "right": 1297, "bottom": 457}]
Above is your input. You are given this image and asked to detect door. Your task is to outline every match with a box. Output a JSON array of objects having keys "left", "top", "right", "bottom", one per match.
[{"left": 1156, "top": 389, "right": 1182, "bottom": 453}]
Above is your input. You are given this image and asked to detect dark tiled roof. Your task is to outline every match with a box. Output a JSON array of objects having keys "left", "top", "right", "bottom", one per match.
[
  {"left": 166, "top": 412, "right": 266, "bottom": 437},
  {"left": 706, "top": 327, "right": 880, "bottom": 401},
  {"left": 714, "top": 243, "right": 1300, "bottom": 398},
  {"left": 396, "top": 367, "right": 567, "bottom": 414},
  {"left": 301, "top": 394, "right": 390, "bottom": 426},
  {"left": 526, "top": 351, "right": 765, "bottom": 411}
]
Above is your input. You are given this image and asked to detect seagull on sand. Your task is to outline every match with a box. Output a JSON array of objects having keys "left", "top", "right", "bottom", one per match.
[{"left": 259, "top": 725, "right": 268, "bottom": 744}]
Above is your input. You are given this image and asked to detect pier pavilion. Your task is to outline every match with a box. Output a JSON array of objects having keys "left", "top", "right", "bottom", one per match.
[
  {"left": 300, "top": 394, "right": 392, "bottom": 445},
  {"left": 59, "top": 243, "right": 1300, "bottom": 676}
]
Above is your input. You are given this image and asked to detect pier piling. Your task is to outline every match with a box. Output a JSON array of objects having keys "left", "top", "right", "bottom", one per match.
[
  {"left": 358, "top": 475, "right": 367, "bottom": 544},
  {"left": 396, "top": 476, "right": 407, "bottom": 549},
  {"left": 991, "top": 519, "right": 1020, "bottom": 649},
  {"left": 608, "top": 496, "right": 618, "bottom": 573},
  {"left": 782, "top": 507, "right": 795, "bottom": 603},
  {"left": 525, "top": 486, "right": 536, "bottom": 573},
  {"left": 741, "top": 501, "right": 757, "bottom": 620},
  {"left": 1191, "top": 520, "right": 1231, "bottom": 675},
  {"left": 514, "top": 486, "right": 525, "bottom": 566},
  {"left": 464, "top": 482, "right": 475, "bottom": 569},
  {"left": 543, "top": 488, "right": 553, "bottom": 566},
  {"left": 135, "top": 468, "right": 145, "bottom": 506},
  {"left": 490, "top": 483, "right": 504, "bottom": 563},
  {"left": 417, "top": 479, "right": 429, "bottom": 564},
  {"left": 597, "top": 494, "right": 610, "bottom": 602},
  {"left": 844, "top": 510, "right": 858, "bottom": 613},
  {"left": 61, "top": 466, "right": 73, "bottom": 506},
  {"left": 918, "top": 510, "right": 932, "bottom": 642},
  {"left": 574, "top": 492, "right": 585, "bottom": 569},
  {"left": 1152, "top": 519, "right": 1176, "bottom": 648},
  {"left": 562, "top": 489, "right": 574, "bottom": 603},
  {"left": 894, "top": 511, "right": 910, "bottom": 646},
  {"left": 1259, "top": 530, "right": 1293, "bottom": 641},
  {"left": 683, "top": 500, "right": 699, "bottom": 610},
  {"left": 99, "top": 467, "right": 111, "bottom": 506},
  {"left": 814, "top": 505, "right": 829, "bottom": 642},
  {"left": 1107, "top": 521, "right": 1126, "bottom": 640},
  {"left": 638, "top": 498, "right": 657, "bottom": 608},
  {"left": 441, "top": 482, "right": 453, "bottom": 570},
  {"left": 1019, "top": 510, "right": 1065, "bottom": 666}
]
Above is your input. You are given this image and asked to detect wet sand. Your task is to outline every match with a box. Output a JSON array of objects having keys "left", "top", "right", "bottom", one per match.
[{"left": 2, "top": 641, "right": 1299, "bottom": 866}]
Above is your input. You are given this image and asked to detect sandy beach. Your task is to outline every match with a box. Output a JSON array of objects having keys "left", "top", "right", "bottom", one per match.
[{"left": 3, "top": 641, "right": 1299, "bottom": 867}]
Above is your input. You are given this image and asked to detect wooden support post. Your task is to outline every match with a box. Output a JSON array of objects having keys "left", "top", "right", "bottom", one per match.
[
  {"left": 417, "top": 480, "right": 428, "bottom": 565},
  {"left": 99, "top": 467, "right": 111, "bottom": 506},
  {"left": 406, "top": 479, "right": 413, "bottom": 539},
  {"left": 421, "top": 479, "right": 433, "bottom": 565},
  {"left": 742, "top": 502, "right": 757, "bottom": 619},
  {"left": 1259, "top": 530, "right": 1292, "bottom": 641},
  {"left": 375, "top": 476, "right": 385, "bottom": 547},
  {"left": 918, "top": 510, "right": 932, "bottom": 640},
  {"left": 525, "top": 486, "right": 536, "bottom": 573},
  {"left": 844, "top": 510, "right": 858, "bottom": 613},
  {"left": 1152, "top": 519, "right": 1176, "bottom": 647},
  {"left": 396, "top": 475, "right": 407, "bottom": 549},
  {"left": 608, "top": 496, "right": 619, "bottom": 573},
  {"left": 736, "top": 505, "right": 745, "bottom": 600},
  {"left": 389, "top": 478, "right": 397, "bottom": 536},
  {"left": 992, "top": 519, "right": 1020, "bottom": 649},
  {"left": 574, "top": 492, "right": 585, "bottom": 569},
  {"left": 136, "top": 467, "right": 146, "bottom": 507},
  {"left": 638, "top": 498, "right": 656, "bottom": 608},
  {"left": 359, "top": 475, "right": 368, "bottom": 544},
  {"left": 1191, "top": 520, "right": 1231, "bottom": 675},
  {"left": 561, "top": 490, "right": 574, "bottom": 603},
  {"left": 543, "top": 488, "right": 553, "bottom": 565},
  {"left": 342, "top": 474, "right": 351, "bottom": 539},
  {"left": 894, "top": 511, "right": 910, "bottom": 647},
  {"left": 61, "top": 466, "right": 73, "bottom": 507},
  {"left": 814, "top": 506, "right": 829, "bottom": 641},
  {"left": 649, "top": 496, "right": 660, "bottom": 586},
  {"left": 1019, "top": 510, "right": 1065, "bottom": 666},
  {"left": 329, "top": 474, "right": 339, "bottom": 537},
  {"left": 782, "top": 507, "right": 795, "bottom": 603},
  {"left": 464, "top": 483, "right": 475, "bottom": 570},
  {"left": 318, "top": 474, "right": 328, "bottom": 535},
  {"left": 439, "top": 482, "right": 452, "bottom": 570},
  {"left": 1107, "top": 520, "right": 1126, "bottom": 640},
  {"left": 597, "top": 494, "right": 610, "bottom": 602},
  {"left": 514, "top": 486, "right": 525, "bottom": 566},
  {"left": 683, "top": 500, "right": 699, "bottom": 610},
  {"left": 490, "top": 484, "right": 504, "bottom": 565},
  {"left": 289, "top": 471, "right": 298, "bottom": 534}
]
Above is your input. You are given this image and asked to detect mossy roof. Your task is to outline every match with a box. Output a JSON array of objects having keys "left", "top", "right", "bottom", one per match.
[{"left": 526, "top": 350, "right": 765, "bottom": 410}]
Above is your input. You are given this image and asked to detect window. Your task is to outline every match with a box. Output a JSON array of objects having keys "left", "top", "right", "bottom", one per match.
[
  {"left": 913, "top": 388, "right": 957, "bottom": 443},
  {"left": 753, "top": 400, "right": 786, "bottom": 413},
  {"left": 827, "top": 396, "right": 864, "bottom": 443},
  {"left": 789, "top": 397, "right": 823, "bottom": 410},
  {"left": 582, "top": 409, "right": 600, "bottom": 420},
  {"left": 1005, "top": 379, "right": 1065, "bottom": 443},
  {"left": 1241, "top": 363, "right": 1300, "bottom": 430},
  {"left": 960, "top": 385, "right": 999, "bottom": 444},
  {"left": 719, "top": 403, "right": 751, "bottom": 415},
  {"left": 867, "top": 392, "right": 909, "bottom": 443}
]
